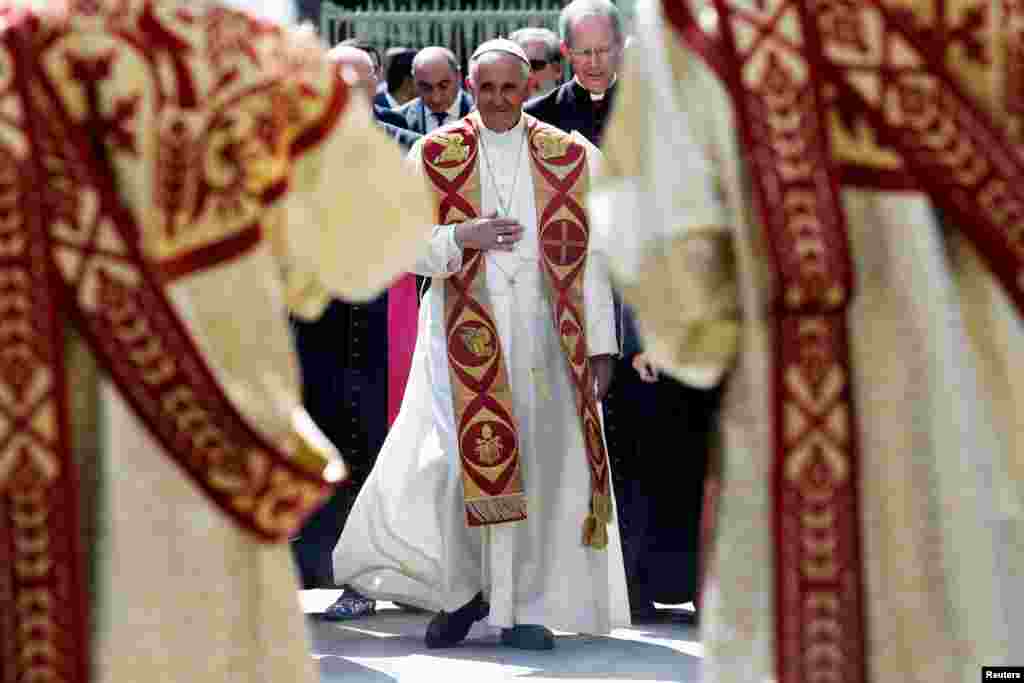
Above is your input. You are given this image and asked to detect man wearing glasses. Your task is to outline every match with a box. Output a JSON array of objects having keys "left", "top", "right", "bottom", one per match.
[
  {"left": 524, "top": 0, "right": 622, "bottom": 146},
  {"left": 509, "top": 27, "right": 564, "bottom": 99}
]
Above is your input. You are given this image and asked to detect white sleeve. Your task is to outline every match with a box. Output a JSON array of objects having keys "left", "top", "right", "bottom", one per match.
[
  {"left": 411, "top": 224, "right": 464, "bottom": 277},
  {"left": 580, "top": 138, "right": 617, "bottom": 357}
]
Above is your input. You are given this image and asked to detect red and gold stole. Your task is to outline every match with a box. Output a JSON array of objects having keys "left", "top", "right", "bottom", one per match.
[
  {"left": 662, "top": 0, "right": 1024, "bottom": 681},
  {"left": 0, "top": 6, "right": 345, "bottom": 683},
  {"left": 420, "top": 112, "right": 611, "bottom": 547}
]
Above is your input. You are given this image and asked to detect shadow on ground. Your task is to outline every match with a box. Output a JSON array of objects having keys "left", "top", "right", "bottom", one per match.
[{"left": 308, "top": 603, "right": 702, "bottom": 683}]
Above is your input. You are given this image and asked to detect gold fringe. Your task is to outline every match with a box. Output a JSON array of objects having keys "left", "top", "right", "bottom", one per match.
[
  {"left": 582, "top": 515, "right": 596, "bottom": 546},
  {"left": 592, "top": 491, "right": 612, "bottom": 523},
  {"left": 467, "top": 494, "right": 528, "bottom": 524},
  {"left": 581, "top": 491, "right": 612, "bottom": 548},
  {"left": 581, "top": 514, "right": 609, "bottom": 549}
]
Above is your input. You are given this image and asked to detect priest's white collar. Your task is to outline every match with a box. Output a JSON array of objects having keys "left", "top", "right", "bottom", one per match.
[{"left": 574, "top": 74, "right": 618, "bottom": 100}]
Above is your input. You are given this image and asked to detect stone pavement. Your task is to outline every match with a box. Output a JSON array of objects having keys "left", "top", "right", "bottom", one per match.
[{"left": 302, "top": 590, "right": 703, "bottom": 683}]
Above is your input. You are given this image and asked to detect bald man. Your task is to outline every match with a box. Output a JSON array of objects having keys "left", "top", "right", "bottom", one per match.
[{"left": 392, "top": 46, "right": 475, "bottom": 135}]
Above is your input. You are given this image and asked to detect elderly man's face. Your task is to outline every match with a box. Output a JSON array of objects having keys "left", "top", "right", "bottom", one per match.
[
  {"left": 468, "top": 54, "right": 530, "bottom": 133},
  {"left": 562, "top": 14, "right": 621, "bottom": 94},
  {"left": 520, "top": 39, "right": 562, "bottom": 98},
  {"left": 414, "top": 58, "right": 460, "bottom": 114}
]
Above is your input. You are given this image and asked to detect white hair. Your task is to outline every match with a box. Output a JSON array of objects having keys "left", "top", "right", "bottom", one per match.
[
  {"left": 559, "top": 0, "right": 623, "bottom": 47},
  {"left": 468, "top": 49, "right": 530, "bottom": 85}
]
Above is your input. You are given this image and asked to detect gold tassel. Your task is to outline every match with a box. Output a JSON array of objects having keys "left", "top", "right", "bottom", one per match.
[
  {"left": 582, "top": 514, "right": 597, "bottom": 547},
  {"left": 592, "top": 491, "right": 612, "bottom": 523},
  {"left": 581, "top": 490, "right": 612, "bottom": 549},
  {"left": 581, "top": 514, "right": 607, "bottom": 548}
]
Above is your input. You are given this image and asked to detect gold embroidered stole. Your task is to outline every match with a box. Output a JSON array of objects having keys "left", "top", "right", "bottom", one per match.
[
  {"left": 0, "top": 7, "right": 345, "bottom": 683},
  {"left": 420, "top": 113, "right": 610, "bottom": 546},
  {"left": 526, "top": 118, "right": 612, "bottom": 547},
  {"left": 662, "top": 0, "right": 1024, "bottom": 681}
]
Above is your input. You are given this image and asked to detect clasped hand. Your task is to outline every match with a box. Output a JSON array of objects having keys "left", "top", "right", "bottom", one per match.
[
  {"left": 454, "top": 212, "right": 524, "bottom": 251},
  {"left": 632, "top": 352, "right": 659, "bottom": 383}
]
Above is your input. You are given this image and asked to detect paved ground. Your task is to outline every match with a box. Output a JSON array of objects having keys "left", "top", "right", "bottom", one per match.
[{"left": 302, "top": 590, "right": 703, "bottom": 683}]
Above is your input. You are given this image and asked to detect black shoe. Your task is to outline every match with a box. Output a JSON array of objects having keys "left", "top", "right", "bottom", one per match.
[
  {"left": 630, "top": 601, "right": 660, "bottom": 623},
  {"left": 424, "top": 592, "right": 489, "bottom": 648},
  {"left": 626, "top": 598, "right": 659, "bottom": 626},
  {"left": 673, "top": 608, "right": 699, "bottom": 626},
  {"left": 500, "top": 624, "right": 555, "bottom": 650}
]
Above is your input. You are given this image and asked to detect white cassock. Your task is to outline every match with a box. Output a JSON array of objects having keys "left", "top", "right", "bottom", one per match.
[
  {"left": 333, "top": 115, "right": 632, "bottom": 634},
  {"left": 589, "top": 0, "right": 1023, "bottom": 680}
]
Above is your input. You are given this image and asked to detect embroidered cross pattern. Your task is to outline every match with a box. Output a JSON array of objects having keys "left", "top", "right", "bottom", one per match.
[
  {"left": 542, "top": 219, "right": 588, "bottom": 267},
  {"left": 526, "top": 120, "right": 612, "bottom": 545},
  {"left": 665, "top": 0, "right": 1024, "bottom": 313},
  {"left": 0, "top": 8, "right": 348, "bottom": 683},
  {"left": 661, "top": 0, "right": 1024, "bottom": 681},
  {"left": 423, "top": 116, "right": 527, "bottom": 526}
]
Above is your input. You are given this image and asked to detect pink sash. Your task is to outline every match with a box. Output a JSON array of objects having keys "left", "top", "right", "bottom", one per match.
[{"left": 386, "top": 274, "right": 418, "bottom": 426}]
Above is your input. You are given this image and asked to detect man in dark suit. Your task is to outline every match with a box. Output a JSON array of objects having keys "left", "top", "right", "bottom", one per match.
[
  {"left": 526, "top": 0, "right": 715, "bottom": 622},
  {"left": 607, "top": 314, "right": 721, "bottom": 621},
  {"left": 290, "top": 45, "right": 420, "bottom": 620},
  {"left": 376, "top": 106, "right": 421, "bottom": 152},
  {"left": 392, "top": 46, "right": 474, "bottom": 135}
]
